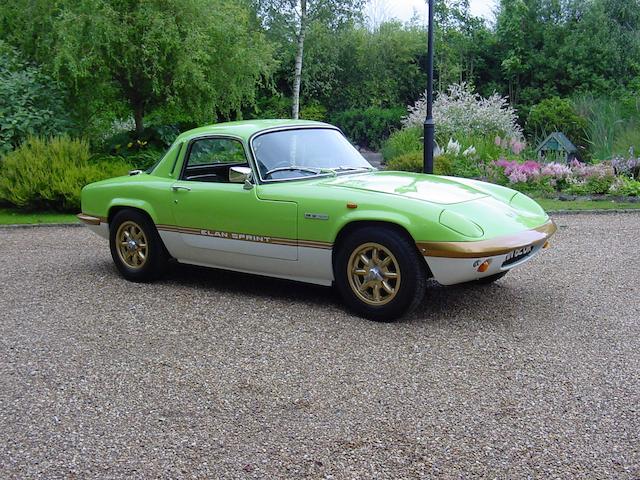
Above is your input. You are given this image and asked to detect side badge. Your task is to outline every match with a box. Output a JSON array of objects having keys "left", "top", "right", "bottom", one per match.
[{"left": 304, "top": 213, "right": 329, "bottom": 220}]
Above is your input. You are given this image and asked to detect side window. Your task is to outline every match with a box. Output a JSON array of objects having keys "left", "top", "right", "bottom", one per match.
[{"left": 187, "top": 138, "right": 246, "bottom": 167}]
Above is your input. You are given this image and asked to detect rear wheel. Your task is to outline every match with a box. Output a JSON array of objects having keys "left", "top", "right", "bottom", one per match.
[
  {"left": 109, "top": 209, "right": 168, "bottom": 282},
  {"left": 334, "top": 227, "right": 426, "bottom": 322}
]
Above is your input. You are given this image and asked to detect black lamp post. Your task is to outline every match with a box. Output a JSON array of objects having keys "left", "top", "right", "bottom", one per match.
[{"left": 423, "top": 0, "right": 435, "bottom": 174}]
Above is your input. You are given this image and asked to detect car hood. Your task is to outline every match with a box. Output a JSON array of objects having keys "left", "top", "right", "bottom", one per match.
[{"left": 320, "top": 171, "right": 490, "bottom": 205}]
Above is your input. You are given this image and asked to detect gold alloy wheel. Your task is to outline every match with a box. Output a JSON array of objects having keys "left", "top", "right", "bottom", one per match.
[
  {"left": 116, "top": 221, "right": 148, "bottom": 269},
  {"left": 347, "top": 242, "right": 401, "bottom": 306}
]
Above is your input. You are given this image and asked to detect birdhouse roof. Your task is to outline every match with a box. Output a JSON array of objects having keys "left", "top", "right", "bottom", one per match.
[{"left": 536, "top": 132, "right": 577, "bottom": 153}]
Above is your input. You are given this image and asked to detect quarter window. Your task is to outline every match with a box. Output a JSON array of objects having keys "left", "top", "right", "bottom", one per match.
[{"left": 187, "top": 138, "right": 246, "bottom": 167}]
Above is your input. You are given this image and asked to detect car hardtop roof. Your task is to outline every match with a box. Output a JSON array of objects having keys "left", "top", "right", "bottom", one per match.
[{"left": 176, "top": 119, "right": 333, "bottom": 143}]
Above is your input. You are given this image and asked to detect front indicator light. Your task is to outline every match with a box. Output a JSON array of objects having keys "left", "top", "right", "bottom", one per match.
[{"left": 477, "top": 261, "right": 490, "bottom": 273}]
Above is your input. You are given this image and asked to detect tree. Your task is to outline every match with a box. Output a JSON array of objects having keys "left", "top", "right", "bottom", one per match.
[
  {"left": 0, "top": 41, "right": 71, "bottom": 153},
  {"left": 256, "top": 0, "right": 364, "bottom": 119},
  {"left": 1, "top": 0, "right": 274, "bottom": 135}
]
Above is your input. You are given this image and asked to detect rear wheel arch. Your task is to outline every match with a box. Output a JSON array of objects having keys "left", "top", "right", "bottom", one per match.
[{"left": 108, "top": 205, "right": 155, "bottom": 225}]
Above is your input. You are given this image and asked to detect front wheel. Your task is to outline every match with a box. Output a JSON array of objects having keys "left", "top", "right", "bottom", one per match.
[
  {"left": 109, "top": 209, "right": 168, "bottom": 282},
  {"left": 334, "top": 227, "right": 427, "bottom": 322}
]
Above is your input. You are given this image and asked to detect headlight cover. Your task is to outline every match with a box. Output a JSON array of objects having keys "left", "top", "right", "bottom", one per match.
[
  {"left": 509, "top": 193, "right": 545, "bottom": 215},
  {"left": 439, "top": 210, "right": 484, "bottom": 238}
]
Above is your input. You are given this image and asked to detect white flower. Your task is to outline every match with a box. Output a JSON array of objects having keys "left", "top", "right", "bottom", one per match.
[
  {"left": 446, "top": 138, "right": 461, "bottom": 155},
  {"left": 402, "top": 83, "right": 523, "bottom": 140},
  {"left": 463, "top": 146, "right": 476, "bottom": 157}
]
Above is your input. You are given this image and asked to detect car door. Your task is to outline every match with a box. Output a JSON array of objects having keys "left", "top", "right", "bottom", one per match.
[{"left": 165, "top": 136, "right": 298, "bottom": 263}]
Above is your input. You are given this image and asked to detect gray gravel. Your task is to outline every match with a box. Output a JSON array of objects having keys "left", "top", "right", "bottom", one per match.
[{"left": 1, "top": 213, "right": 639, "bottom": 479}]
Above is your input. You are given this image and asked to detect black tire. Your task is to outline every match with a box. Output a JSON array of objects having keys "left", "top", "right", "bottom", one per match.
[
  {"left": 474, "top": 271, "right": 508, "bottom": 285},
  {"left": 109, "top": 209, "right": 168, "bottom": 282},
  {"left": 334, "top": 226, "right": 427, "bottom": 322}
]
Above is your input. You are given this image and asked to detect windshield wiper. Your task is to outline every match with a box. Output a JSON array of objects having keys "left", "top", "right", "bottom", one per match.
[
  {"left": 264, "top": 166, "right": 334, "bottom": 179},
  {"left": 331, "top": 165, "right": 377, "bottom": 173}
]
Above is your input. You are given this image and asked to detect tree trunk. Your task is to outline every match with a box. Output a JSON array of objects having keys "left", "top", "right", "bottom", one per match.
[
  {"left": 133, "top": 104, "right": 144, "bottom": 137},
  {"left": 291, "top": 0, "right": 307, "bottom": 120}
]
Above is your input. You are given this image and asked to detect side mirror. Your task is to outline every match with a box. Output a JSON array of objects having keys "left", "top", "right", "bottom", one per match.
[{"left": 229, "top": 166, "right": 254, "bottom": 190}]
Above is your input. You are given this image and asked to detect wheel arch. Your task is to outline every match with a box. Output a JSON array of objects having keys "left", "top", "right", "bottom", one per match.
[
  {"left": 107, "top": 200, "right": 159, "bottom": 225},
  {"left": 332, "top": 220, "right": 429, "bottom": 276}
]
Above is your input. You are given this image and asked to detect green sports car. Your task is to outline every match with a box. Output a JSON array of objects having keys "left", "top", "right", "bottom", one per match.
[{"left": 79, "top": 120, "right": 556, "bottom": 321}]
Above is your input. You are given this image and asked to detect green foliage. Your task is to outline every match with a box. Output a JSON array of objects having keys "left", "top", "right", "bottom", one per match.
[
  {"left": 385, "top": 151, "right": 422, "bottom": 173},
  {"left": 0, "top": 137, "right": 131, "bottom": 211},
  {"left": 526, "top": 97, "right": 588, "bottom": 153},
  {"left": 574, "top": 94, "right": 640, "bottom": 160},
  {"left": 0, "top": 41, "right": 71, "bottom": 154},
  {"left": 1, "top": 0, "right": 274, "bottom": 135},
  {"left": 613, "top": 123, "right": 640, "bottom": 157},
  {"left": 381, "top": 127, "right": 423, "bottom": 162},
  {"left": 333, "top": 107, "right": 405, "bottom": 149},
  {"left": 565, "top": 175, "right": 616, "bottom": 196},
  {"left": 611, "top": 176, "right": 640, "bottom": 197},
  {"left": 385, "top": 150, "right": 454, "bottom": 176},
  {"left": 102, "top": 124, "right": 180, "bottom": 156},
  {"left": 299, "top": 103, "right": 328, "bottom": 122},
  {"left": 249, "top": 95, "right": 292, "bottom": 119}
]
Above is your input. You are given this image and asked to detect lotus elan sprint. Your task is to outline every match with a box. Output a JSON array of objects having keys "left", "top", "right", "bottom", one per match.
[{"left": 79, "top": 120, "right": 556, "bottom": 321}]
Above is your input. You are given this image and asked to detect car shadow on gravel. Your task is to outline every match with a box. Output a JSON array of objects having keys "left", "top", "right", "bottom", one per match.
[{"left": 91, "top": 258, "right": 548, "bottom": 325}]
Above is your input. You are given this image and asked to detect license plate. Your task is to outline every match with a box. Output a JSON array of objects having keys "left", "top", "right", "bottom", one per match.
[{"left": 504, "top": 245, "right": 533, "bottom": 263}]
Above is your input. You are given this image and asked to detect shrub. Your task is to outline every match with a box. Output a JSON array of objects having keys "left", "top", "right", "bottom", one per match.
[
  {"left": 526, "top": 97, "right": 588, "bottom": 154},
  {"left": 0, "top": 136, "right": 131, "bottom": 211},
  {"left": 386, "top": 150, "right": 454, "bottom": 175},
  {"left": 300, "top": 103, "right": 328, "bottom": 122},
  {"left": 333, "top": 107, "right": 405, "bottom": 150},
  {"left": 403, "top": 83, "right": 523, "bottom": 140},
  {"left": 381, "top": 126, "right": 423, "bottom": 162},
  {"left": 0, "top": 41, "right": 71, "bottom": 154},
  {"left": 611, "top": 176, "right": 640, "bottom": 196}
]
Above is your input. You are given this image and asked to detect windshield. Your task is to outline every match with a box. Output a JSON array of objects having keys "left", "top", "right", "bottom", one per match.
[{"left": 252, "top": 128, "right": 373, "bottom": 181}]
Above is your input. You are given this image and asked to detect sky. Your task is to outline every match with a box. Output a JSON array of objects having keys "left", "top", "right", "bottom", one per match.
[{"left": 367, "top": 0, "right": 497, "bottom": 25}]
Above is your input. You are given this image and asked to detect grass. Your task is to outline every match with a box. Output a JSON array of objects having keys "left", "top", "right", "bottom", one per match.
[
  {"left": 535, "top": 198, "right": 640, "bottom": 211},
  {"left": 0, "top": 208, "right": 78, "bottom": 225}
]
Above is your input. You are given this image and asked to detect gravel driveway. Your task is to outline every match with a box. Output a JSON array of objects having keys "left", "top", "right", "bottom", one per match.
[{"left": 1, "top": 213, "right": 639, "bottom": 479}]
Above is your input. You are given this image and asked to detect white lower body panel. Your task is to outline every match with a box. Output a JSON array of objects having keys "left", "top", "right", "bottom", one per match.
[
  {"left": 159, "top": 230, "right": 334, "bottom": 286},
  {"left": 424, "top": 243, "right": 544, "bottom": 286},
  {"left": 87, "top": 223, "right": 109, "bottom": 239}
]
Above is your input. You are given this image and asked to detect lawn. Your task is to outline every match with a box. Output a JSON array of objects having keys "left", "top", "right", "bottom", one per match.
[{"left": 0, "top": 208, "right": 78, "bottom": 225}]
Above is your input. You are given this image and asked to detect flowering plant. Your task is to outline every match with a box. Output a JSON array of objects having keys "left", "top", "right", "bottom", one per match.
[
  {"left": 403, "top": 83, "right": 523, "bottom": 140},
  {"left": 490, "top": 158, "right": 618, "bottom": 195},
  {"left": 611, "top": 155, "right": 640, "bottom": 180}
]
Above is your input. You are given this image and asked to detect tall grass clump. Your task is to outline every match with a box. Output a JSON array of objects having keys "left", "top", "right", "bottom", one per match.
[
  {"left": 573, "top": 94, "right": 639, "bottom": 160},
  {"left": 0, "top": 136, "right": 131, "bottom": 211}
]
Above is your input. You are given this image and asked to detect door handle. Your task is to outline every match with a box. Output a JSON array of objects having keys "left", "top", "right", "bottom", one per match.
[{"left": 171, "top": 185, "right": 191, "bottom": 192}]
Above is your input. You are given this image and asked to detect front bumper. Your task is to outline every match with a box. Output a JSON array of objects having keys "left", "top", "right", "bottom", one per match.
[{"left": 417, "top": 220, "right": 556, "bottom": 285}]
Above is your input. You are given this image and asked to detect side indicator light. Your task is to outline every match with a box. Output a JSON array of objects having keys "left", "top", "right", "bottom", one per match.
[
  {"left": 347, "top": 203, "right": 358, "bottom": 209},
  {"left": 543, "top": 241, "right": 550, "bottom": 249},
  {"left": 477, "top": 261, "right": 490, "bottom": 273}
]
